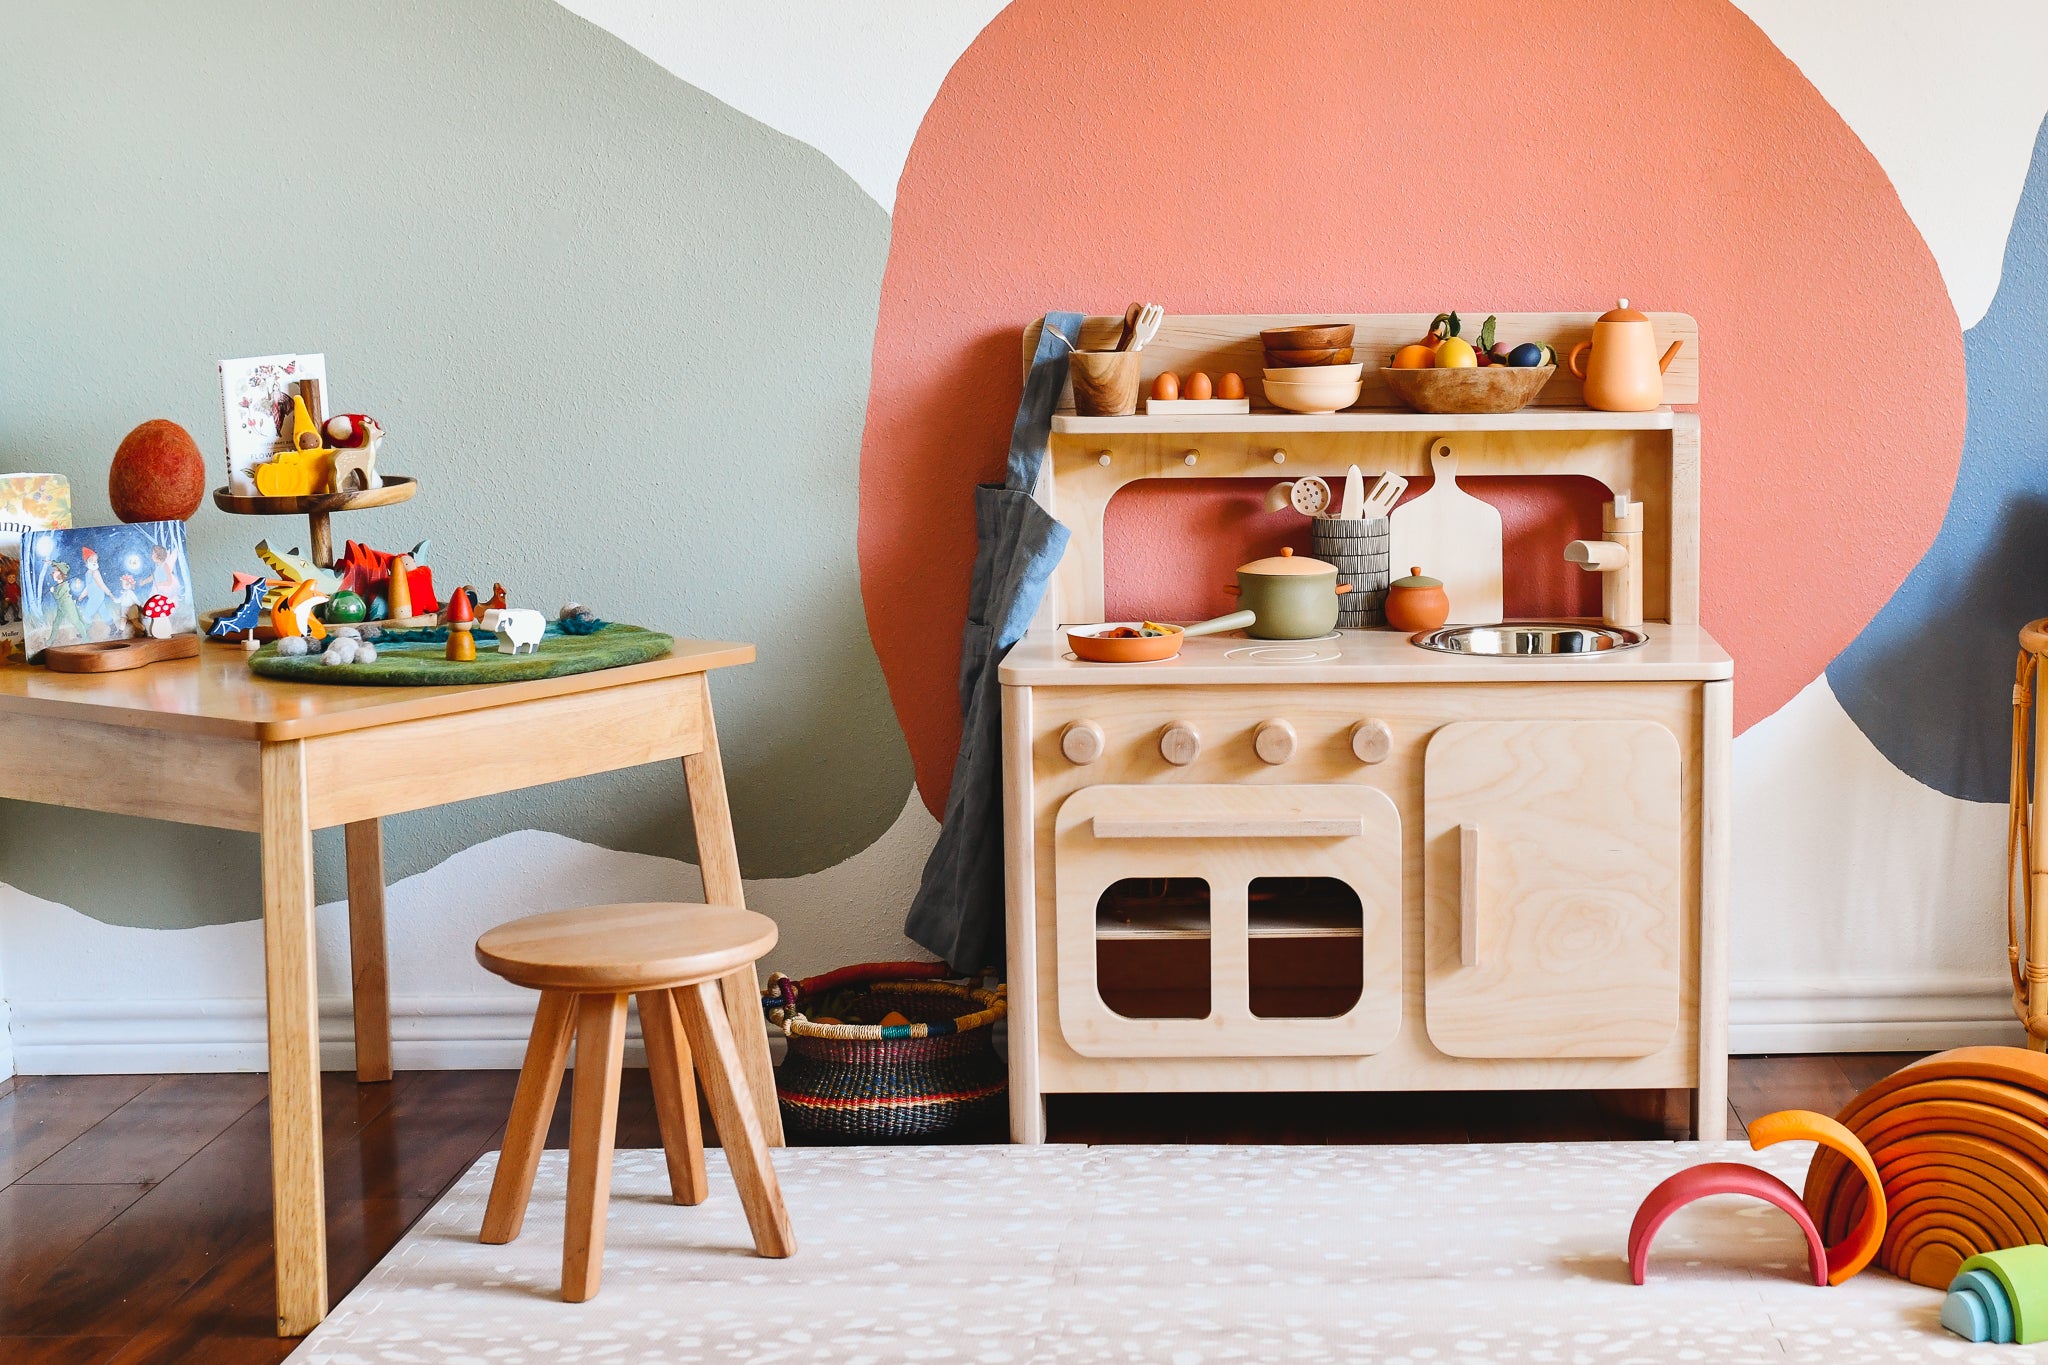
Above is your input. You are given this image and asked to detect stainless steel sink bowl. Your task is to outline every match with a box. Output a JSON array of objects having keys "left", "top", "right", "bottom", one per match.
[{"left": 1410, "top": 622, "right": 1648, "bottom": 657}]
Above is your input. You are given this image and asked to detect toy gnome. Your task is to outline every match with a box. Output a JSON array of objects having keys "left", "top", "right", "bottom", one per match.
[{"left": 445, "top": 585, "right": 476, "bottom": 662}]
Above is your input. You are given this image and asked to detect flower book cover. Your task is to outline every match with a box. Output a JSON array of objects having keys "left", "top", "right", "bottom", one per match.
[
  {"left": 1, "top": 472, "right": 72, "bottom": 645},
  {"left": 219, "top": 352, "right": 327, "bottom": 490},
  {"left": 18, "top": 519, "right": 196, "bottom": 660}
]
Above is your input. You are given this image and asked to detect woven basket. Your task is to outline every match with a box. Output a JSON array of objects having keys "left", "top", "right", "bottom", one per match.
[{"left": 764, "top": 962, "right": 1007, "bottom": 1143}]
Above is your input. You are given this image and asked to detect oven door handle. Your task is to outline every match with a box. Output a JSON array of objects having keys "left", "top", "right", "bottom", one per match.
[
  {"left": 1460, "top": 824, "right": 1481, "bottom": 968},
  {"left": 1090, "top": 816, "right": 1364, "bottom": 839}
]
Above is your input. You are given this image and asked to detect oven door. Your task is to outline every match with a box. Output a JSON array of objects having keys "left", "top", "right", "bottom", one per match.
[{"left": 1053, "top": 784, "right": 1402, "bottom": 1058}]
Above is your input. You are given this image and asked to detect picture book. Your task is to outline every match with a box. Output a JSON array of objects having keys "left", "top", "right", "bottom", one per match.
[
  {"left": 0, "top": 473, "right": 72, "bottom": 645},
  {"left": 18, "top": 519, "right": 197, "bottom": 660},
  {"left": 219, "top": 352, "right": 327, "bottom": 491}
]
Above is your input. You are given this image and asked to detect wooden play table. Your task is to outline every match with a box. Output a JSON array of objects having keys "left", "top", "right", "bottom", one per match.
[{"left": 0, "top": 638, "right": 780, "bottom": 1336}]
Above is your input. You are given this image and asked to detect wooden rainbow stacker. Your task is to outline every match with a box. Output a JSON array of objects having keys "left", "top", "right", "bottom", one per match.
[{"left": 999, "top": 311, "right": 1730, "bottom": 1142}]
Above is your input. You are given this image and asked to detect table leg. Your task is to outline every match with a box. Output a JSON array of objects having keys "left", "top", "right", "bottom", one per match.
[
  {"left": 261, "top": 741, "right": 328, "bottom": 1336},
  {"left": 680, "top": 677, "right": 784, "bottom": 1145},
  {"left": 344, "top": 818, "right": 392, "bottom": 1083}
]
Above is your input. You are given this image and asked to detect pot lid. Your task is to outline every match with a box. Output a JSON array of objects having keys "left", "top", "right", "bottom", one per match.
[
  {"left": 1390, "top": 565, "right": 1442, "bottom": 588},
  {"left": 1597, "top": 297, "right": 1649, "bottom": 322},
  {"left": 1239, "top": 546, "right": 1335, "bottom": 576}
]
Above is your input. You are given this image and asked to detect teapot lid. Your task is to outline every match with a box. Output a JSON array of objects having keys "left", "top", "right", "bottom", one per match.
[
  {"left": 1597, "top": 297, "right": 1650, "bottom": 322},
  {"left": 1390, "top": 565, "right": 1442, "bottom": 589},
  {"left": 1239, "top": 546, "right": 1335, "bottom": 576}
]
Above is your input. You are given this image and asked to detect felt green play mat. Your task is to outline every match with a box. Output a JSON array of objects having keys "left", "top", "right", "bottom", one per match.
[{"left": 248, "top": 622, "right": 674, "bottom": 686}]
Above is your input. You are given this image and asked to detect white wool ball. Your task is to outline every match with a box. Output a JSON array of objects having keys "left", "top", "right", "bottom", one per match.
[
  {"left": 276, "top": 636, "right": 309, "bottom": 657},
  {"left": 355, "top": 643, "right": 376, "bottom": 664},
  {"left": 332, "top": 625, "right": 362, "bottom": 639},
  {"left": 322, "top": 637, "right": 359, "bottom": 665},
  {"left": 559, "top": 602, "right": 583, "bottom": 620}
]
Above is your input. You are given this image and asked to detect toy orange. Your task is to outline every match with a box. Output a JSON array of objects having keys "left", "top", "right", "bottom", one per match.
[{"left": 1390, "top": 343, "right": 1434, "bottom": 369}]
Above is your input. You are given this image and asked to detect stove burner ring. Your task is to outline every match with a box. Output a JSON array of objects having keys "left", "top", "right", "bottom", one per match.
[{"left": 1223, "top": 641, "right": 1342, "bottom": 663}]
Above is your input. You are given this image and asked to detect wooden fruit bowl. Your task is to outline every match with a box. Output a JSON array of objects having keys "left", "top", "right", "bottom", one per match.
[{"left": 1381, "top": 365, "right": 1555, "bottom": 414}]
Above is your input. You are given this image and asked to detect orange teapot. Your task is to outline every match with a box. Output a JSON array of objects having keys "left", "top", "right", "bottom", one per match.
[{"left": 1568, "top": 299, "right": 1683, "bottom": 411}]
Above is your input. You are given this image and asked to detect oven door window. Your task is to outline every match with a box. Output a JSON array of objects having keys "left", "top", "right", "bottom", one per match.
[{"left": 1054, "top": 784, "right": 1401, "bottom": 1058}]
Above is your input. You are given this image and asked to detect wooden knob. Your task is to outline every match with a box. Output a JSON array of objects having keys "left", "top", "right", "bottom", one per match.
[
  {"left": 1060, "top": 720, "right": 1105, "bottom": 765},
  {"left": 1351, "top": 719, "right": 1393, "bottom": 765},
  {"left": 1159, "top": 722, "right": 1201, "bottom": 766},
  {"left": 1254, "top": 719, "right": 1296, "bottom": 765}
]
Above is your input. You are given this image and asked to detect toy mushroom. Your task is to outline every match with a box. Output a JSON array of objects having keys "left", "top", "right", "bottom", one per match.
[{"left": 140, "top": 594, "right": 176, "bottom": 639}]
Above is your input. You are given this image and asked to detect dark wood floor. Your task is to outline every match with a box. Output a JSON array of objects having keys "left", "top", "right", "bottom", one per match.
[{"left": 0, "top": 1053, "right": 1919, "bottom": 1363}]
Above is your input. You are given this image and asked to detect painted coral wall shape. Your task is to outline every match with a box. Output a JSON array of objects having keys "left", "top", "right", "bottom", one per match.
[{"left": 859, "top": 0, "right": 1966, "bottom": 810}]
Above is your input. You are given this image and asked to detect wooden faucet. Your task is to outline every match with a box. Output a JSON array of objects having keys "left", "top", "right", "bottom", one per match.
[{"left": 1564, "top": 495, "right": 1644, "bottom": 630}]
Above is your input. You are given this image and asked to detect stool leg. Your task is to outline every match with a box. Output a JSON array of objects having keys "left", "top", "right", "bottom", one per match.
[
  {"left": 637, "top": 989, "right": 708, "bottom": 1206},
  {"left": 674, "top": 981, "right": 795, "bottom": 1258},
  {"left": 481, "top": 990, "right": 577, "bottom": 1245},
  {"left": 563, "top": 992, "right": 628, "bottom": 1302}
]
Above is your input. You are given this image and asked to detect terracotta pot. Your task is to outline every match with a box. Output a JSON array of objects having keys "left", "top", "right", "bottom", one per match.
[{"left": 1383, "top": 566, "right": 1450, "bottom": 633}]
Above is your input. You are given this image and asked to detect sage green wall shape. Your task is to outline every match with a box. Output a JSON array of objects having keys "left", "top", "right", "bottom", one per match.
[{"left": 0, "top": 0, "right": 910, "bottom": 927}]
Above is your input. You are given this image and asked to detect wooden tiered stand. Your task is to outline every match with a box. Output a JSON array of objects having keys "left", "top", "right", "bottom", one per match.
[
  {"left": 212, "top": 474, "right": 418, "bottom": 570},
  {"left": 999, "top": 312, "right": 1732, "bottom": 1144}
]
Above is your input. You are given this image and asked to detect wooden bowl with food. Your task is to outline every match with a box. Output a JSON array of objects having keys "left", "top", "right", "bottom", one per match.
[{"left": 1380, "top": 364, "right": 1556, "bottom": 414}]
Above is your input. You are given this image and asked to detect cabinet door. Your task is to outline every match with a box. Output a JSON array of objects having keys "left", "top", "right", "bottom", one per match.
[
  {"left": 1423, "top": 720, "right": 1681, "bottom": 1059},
  {"left": 1054, "top": 784, "right": 1402, "bottom": 1058}
]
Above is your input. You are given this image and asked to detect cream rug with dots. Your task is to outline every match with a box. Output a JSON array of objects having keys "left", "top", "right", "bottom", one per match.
[{"left": 291, "top": 1141, "right": 2016, "bottom": 1363}]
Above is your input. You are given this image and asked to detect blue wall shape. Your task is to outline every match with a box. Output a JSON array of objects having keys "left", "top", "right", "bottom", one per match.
[{"left": 1828, "top": 115, "right": 2048, "bottom": 803}]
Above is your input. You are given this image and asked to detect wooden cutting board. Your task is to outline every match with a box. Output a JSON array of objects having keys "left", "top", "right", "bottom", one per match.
[{"left": 1388, "top": 441, "right": 1503, "bottom": 625}]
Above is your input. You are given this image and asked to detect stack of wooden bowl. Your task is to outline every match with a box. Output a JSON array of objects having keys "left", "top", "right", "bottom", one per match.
[{"left": 1261, "top": 324, "right": 1362, "bottom": 414}]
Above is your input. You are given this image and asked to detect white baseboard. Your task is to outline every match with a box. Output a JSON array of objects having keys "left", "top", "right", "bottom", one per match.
[
  {"left": 5, "top": 994, "right": 790, "bottom": 1074},
  {"left": 1728, "top": 975, "right": 2026, "bottom": 1053},
  {"left": 3, "top": 978, "right": 2025, "bottom": 1075}
]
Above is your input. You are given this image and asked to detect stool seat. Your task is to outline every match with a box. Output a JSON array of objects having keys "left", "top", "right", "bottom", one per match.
[{"left": 475, "top": 902, "right": 776, "bottom": 992}]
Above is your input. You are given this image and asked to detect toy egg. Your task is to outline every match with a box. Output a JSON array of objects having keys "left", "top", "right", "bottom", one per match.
[{"left": 1383, "top": 566, "right": 1450, "bottom": 633}]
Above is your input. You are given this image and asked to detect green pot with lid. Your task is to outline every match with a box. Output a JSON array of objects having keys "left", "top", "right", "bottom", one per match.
[{"left": 1222, "top": 547, "right": 1353, "bottom": 638}]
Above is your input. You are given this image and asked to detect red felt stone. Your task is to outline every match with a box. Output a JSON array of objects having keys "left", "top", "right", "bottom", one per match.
[{"left": 108, "top": 419, "right": 205, "bottom": 523}]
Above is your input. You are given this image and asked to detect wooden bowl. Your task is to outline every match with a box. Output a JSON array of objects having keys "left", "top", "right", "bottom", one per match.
[
  {"left": 1264, "top": 363, "right": 1364, "bottom": 383},
  {"left": 1264, "top": 347, "right": 1354, "bottom": 367},
  {"left": 1263, "top": 376, "right": 1363, "bottom": 415},
  {"left": 1380, "top": 364, "right": 1556, "bottom": 414},
  {"left": 1260, "top": 324, "right": 1354, "bottom": 350}
]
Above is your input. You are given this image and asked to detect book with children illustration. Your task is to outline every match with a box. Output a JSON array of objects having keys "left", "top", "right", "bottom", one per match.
[
  {"left": 1, "top": 473, "right": 73, "bottom": 646},
  {"left": 18, "top": 519, "right": 196, "bottom": 660}
]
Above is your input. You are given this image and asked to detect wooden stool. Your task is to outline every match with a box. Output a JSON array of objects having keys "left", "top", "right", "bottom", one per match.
[{"left": 475, "top": 902, "right": 795, "bottom": 1301}]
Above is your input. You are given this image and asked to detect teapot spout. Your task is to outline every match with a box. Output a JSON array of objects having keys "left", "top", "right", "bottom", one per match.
[{"left": 1658, "top": 339, "right": 1683, "bottom": 374}]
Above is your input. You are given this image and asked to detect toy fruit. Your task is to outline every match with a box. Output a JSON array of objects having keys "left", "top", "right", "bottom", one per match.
[
  {"left": 1216, "top": 371, "right": 1245, "bottom": 400},
  {"left": 1185, "top": 371, "right": 1214, "bottom": 400},
  {"left": 1384, "top": 566, "right": 1451, "bottom": 633},
  {"left": 1391, "top": 343, "right": 1434, "bottom": 369},
  {"left": 109, "top": 419, "right": 206, "bottom": 523},
  {"left": 1152, "top": 371, "right": 1180, "bottom": 401},
  {"left": 1434, "top": 337, "right": 1477, "bottom": 368},
  {"left": 325, "top": 590, "right": 368, "bottom": 624},
  {"left": 1507, "top": 342, "right": 1545, "bottom": 367}
]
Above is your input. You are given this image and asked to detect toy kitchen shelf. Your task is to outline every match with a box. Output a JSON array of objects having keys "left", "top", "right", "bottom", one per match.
[{"left": 1000, "top": 311, "right": 1729, "bottom": 1147}]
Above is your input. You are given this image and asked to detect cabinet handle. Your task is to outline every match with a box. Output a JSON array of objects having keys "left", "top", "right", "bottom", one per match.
[
  {"left": 1093, "top": 816, "right": 1363, "bottom": 840},
  {"left": 1460, "top": 824, "right": 1480, "bottom": 968}
]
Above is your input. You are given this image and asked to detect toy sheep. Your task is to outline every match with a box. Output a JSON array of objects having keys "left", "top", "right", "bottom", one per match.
[{"left": 495, "top": 608, "right": 546, "bottom": 655}]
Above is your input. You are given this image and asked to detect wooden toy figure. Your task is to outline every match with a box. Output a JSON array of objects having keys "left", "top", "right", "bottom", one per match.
[
  {"left": 445, "top": 586, "right": 476, "bottom": 662},
  {"left": 208, "top": 573, "right": 269, "bottom": 648},
  {"left": 272, "top": 579, "right": 329, "bottom": 641}
]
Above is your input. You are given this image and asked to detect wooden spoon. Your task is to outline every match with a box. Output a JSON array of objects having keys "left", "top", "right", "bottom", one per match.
[{"left": 1113, "top": 302, "right": 1143, "bottom": 352}]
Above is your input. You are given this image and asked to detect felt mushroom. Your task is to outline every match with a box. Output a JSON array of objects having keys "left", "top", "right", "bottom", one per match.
[{"left": 140, "top": 594, "right": 176, "bottom": 639}]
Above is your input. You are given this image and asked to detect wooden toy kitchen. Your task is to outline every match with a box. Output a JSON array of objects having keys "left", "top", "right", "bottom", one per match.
[{"left": 999, "top": 310, "right": 1731, "bottom": 1143}]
